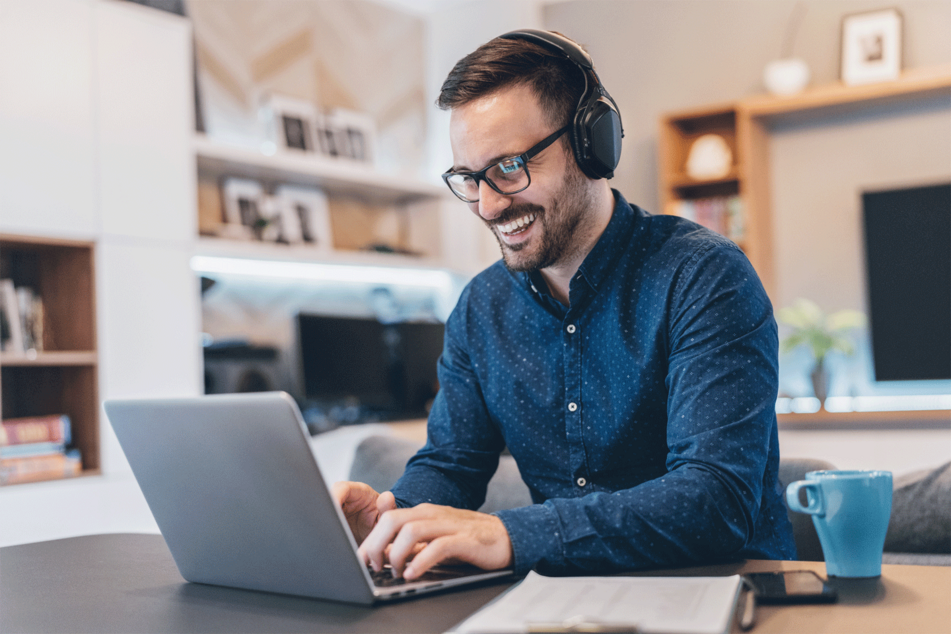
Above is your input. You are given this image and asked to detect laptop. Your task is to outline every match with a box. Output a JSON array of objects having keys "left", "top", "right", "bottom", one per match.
[{"left": 104, "top": 391, "right": 512, "bottom": 604}]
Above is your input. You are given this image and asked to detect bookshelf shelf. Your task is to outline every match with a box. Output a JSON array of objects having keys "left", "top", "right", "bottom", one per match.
[
  {"left": 667, "top": 171, "right": 741, "bottom": 190},
  {"left": 0, "top": 234, "right": 99, "bottom": 485},
  {"left": 0, "top": 351, "right": 98, "bottom": 367},
  {"left": 194, "top": 236, "right": 449, "bottom": 271}
]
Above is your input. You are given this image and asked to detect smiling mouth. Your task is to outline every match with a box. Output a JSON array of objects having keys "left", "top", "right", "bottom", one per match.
[{"left": 496, "top": 213, "right": 537, "bottom": 236}]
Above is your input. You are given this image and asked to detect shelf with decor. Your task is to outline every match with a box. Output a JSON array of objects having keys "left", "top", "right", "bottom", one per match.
[
  {"left": 194, "top": 134, "right": 455, "bottom": 272},
  {"left": 0, "top": 234, "right": 100, "bottom": 486},
  {"left": 659, "top": 66, "right": 951, "bottom": 298},
  {"left": 659, "top": 105, "right": 748, "bottom": 256}
]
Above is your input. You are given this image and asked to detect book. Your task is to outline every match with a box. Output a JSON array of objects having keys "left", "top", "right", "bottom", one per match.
[
  {"left": 0, "top": 278, "right": 24, "bottom": 353},
  {"left": 0, "top": 414, "right": 72, "bottom": 446},
  {"left": 452, "top": 571, "right": 742, "bottom": 634},
  {"left": 0, "top": 441, "right": 66, "bottom": 459},
  {"left": 0, "top": 449, "right": 82, "bottom": 485}
]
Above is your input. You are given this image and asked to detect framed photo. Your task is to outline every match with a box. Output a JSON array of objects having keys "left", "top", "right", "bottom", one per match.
[
  {"left": 274, "top": 184, "right": 333, "bottom": 251},
  {"left": 220, "top": 177, "right": 264, "bottom": 240},
  {"left": 315, "top": 109, "right": 376, "bottom": 163},
  {"left": 267, "top": 95, "right": 318, "bottom": 152},
  {"left": 841, "top": 8, "right": 902, "bottom": 86}
]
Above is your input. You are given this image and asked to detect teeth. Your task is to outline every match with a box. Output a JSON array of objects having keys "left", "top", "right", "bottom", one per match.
[{"left": 498, "top": 213, "right": 536, "bottom": 235}]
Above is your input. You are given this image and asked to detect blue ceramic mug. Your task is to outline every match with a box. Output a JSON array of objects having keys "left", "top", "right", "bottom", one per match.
[{"left": 786, "top": 470, "right": 893, "bottom": 578}]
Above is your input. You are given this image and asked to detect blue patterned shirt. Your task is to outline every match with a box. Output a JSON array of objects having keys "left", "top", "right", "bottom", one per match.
[{"left": 390, "top": 191, "right": 796, "bottom": 575}]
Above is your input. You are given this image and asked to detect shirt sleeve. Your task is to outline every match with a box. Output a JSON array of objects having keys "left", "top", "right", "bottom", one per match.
[
  {"left": 389, "top": 284, "right": 507, "bottom": 511},
  {"left": 495, "top": 241, "right": 781, "bottom": 575}
]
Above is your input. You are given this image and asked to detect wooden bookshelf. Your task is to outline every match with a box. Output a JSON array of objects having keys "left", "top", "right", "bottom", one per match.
[
  {"left": 0, "top": 234, "right": 100, "bottom": 484},
  {"left": 659, "top": 67, "right": 951, "bottom": 298}
]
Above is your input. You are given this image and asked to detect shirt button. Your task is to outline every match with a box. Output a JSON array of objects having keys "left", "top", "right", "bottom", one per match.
[
  {"left": 568, "top": 402, "right": 578, "bottom": 412},
  {"left": 576, "top": 477, "right": 587, "bottom": 487},
  {"left": 566, "top": 324, "right": 576, "bottom": 334}
]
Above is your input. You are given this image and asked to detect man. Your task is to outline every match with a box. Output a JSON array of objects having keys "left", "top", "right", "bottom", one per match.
[{"left": 333, "top": 30, "right": 796, "bottom": 580}]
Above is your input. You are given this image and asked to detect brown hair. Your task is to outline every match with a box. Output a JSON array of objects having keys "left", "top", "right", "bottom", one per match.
[{"left": 436, "top": 34, "right": 586, "bottom": 131}]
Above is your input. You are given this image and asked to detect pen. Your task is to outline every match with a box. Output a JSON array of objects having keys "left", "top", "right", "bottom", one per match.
[{"left": 737, "top": 577, "right": 757, "bottom": 631}]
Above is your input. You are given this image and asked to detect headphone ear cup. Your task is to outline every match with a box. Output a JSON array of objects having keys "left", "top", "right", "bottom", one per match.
[{"left": 577, "top": 97, "right": 622, "bottom": 179}]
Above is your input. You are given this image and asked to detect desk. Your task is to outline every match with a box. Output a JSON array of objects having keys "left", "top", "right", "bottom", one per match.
[{"left": 1, "top": 534, "right": 948, "bottom": 633}]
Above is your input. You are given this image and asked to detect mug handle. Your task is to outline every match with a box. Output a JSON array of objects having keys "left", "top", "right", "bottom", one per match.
[{"left": 785, "top": 481, "right": 824, "bottom": 516}]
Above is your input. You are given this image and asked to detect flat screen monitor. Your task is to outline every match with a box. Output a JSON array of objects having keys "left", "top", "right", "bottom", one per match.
[
  {"left": 862, "top": 183, "right": 951, "bottom": 381},
  {"left": 297, "top": 314, "right": 444, "bottom": 418}
]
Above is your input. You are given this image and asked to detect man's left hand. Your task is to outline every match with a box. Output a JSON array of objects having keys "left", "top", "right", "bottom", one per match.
[{"left": 357, "top": 503, "right": 513, "bottom": 580}]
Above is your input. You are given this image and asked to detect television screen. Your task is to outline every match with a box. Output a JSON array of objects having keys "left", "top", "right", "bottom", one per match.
[
  {"left": 297, "top": 314, "right": 444, "bottom": 417},
  {"left": 862, "top": 183, "right": 951, "bottom": 381}
]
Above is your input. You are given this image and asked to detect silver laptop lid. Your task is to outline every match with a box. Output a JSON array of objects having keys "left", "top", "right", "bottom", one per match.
[{"left": 105, "top": 392, "right": 378, "bottom": 604}]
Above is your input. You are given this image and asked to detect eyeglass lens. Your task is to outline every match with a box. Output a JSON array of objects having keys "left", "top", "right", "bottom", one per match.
[{"left": 446, "top": 157, "right": 529, "bottom": 203}]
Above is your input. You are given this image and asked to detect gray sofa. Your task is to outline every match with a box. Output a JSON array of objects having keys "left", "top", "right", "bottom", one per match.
[{"left": 349, "top": 435, "right": 951, "bottom": 566}]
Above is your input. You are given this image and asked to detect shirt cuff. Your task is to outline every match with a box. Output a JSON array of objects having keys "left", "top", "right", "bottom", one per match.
[{"left": 494, "top": 503, "right": 564, "bottom": 576}]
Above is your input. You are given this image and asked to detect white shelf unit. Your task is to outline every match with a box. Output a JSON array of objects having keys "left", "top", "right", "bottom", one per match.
[{"left": 193, "top": 135, "right": 468, "bottom": 272}]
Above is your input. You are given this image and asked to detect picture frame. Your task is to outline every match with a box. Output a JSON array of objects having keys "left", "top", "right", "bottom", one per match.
[
  {"left": 841, "top": 8, "right": 903, "bottom": 86},
  {"left": 220, "top": 177, "right": 265, "bottom": 241},
  {"left": 267, "top": 94, "right": 319, "bottom": 153},
  {"left": 273, "top": 184, "right": 333, "bottom": 251},
  {"left": 315, "top": 109, "right": 376, "bottom": 163}
]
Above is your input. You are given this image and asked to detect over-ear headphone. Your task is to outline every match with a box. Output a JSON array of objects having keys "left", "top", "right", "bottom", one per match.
[{"left": 500, "top": 29, "right": 624, "bottom": 180}]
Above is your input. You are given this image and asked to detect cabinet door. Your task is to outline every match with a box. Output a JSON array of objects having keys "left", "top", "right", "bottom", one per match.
[
  {"left": 94, "top": 1, "right": 194, "bottom": 243},
  {"left": 98, "top": 241, "right": 202, "bottom": 400},
  {"left": 0, "top": 0, "right": 98, "bottom": 236}
]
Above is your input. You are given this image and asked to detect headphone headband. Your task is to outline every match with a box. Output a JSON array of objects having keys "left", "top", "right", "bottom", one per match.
[{"left": 499, "top": 29, "right": 623, "bottom": 180}]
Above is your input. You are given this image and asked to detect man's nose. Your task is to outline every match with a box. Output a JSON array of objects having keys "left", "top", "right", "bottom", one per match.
[{"left": 477, "top": 180, "right": 510, "bottom": 221}]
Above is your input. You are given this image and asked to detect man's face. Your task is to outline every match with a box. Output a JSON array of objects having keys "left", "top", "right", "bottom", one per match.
[{"left": 449, "top": 84, "right": 591, "bottom": 272}]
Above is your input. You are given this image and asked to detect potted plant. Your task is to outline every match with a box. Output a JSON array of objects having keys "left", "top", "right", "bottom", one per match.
[{"left": 777, "top": 298, "right": 866, "bottom": 405}]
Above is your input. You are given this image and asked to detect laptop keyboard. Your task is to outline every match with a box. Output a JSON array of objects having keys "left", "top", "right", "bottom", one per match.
[{"left": 369, "top": 564, "right": 478, "bottom": 587}]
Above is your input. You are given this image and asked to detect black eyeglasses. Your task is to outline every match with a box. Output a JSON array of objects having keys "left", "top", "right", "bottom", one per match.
[{"left": 441, "top": 125, "right": 570, "bottom": 203}]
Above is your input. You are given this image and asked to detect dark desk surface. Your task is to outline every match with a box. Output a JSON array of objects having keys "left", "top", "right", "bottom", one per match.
[{"left": 2, "top": 534, "right": 949, "bottom": 634}]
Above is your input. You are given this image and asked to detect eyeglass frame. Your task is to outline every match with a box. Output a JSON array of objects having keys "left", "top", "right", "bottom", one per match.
[{"left": 441, "top": 125, "right": 571, "bottom": 202}]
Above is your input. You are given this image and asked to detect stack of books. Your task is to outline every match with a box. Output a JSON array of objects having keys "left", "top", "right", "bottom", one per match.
[
  {"left": 0, "top": 414, "right": 81, "bottom": 485},
  {"left": 665, "top": 195, "right": 745, "bottom": 243}
]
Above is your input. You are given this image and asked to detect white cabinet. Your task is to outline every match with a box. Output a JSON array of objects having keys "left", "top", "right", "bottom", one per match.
[
  {"left": 92, "top": 2, "right": 202, "bottom": 478},
  {"left": 95, "top": 2, "right": 195, "bottom": 243},
  {"left": 0, "top": 0, "right": 97, "bottom": 237}
]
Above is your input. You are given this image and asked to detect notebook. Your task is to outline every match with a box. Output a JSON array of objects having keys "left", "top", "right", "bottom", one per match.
[
  {"left": 452, "top": 571, "right": 744, "bottom": 634},
  {"left": 104, "top": 391, "right": 512, "bottom": 604}
]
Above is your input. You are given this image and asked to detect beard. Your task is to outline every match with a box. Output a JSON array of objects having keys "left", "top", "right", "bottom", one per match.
[{"left": 487, "top": 163, "right": 592, "bottom": 273}]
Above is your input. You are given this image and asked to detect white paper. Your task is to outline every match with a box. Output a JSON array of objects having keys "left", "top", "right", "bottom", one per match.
[{"left": 454, "top": 571, "right": 741, "bottom": 634}]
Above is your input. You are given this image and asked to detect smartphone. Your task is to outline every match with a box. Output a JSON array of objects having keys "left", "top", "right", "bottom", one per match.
[{"left": 744, "top": 571, "right": 838, "bottom": 604}]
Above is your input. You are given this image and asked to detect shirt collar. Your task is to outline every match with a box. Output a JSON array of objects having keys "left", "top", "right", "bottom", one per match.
[{"left": 521, "top": 189, "right": 640, "bottom": 299}]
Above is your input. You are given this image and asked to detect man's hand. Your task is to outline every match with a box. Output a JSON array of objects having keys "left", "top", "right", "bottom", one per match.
[
  {"left": 358, "top": 503, "right": 513, "bottom": 580},
  {"left": 331, "top": 481, "right": 397, "bottom": 544}
]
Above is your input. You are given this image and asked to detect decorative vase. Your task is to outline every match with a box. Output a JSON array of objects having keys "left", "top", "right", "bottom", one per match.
[
  {"left": 810, "top": 361, "right": 829, "bottom": 407},
  {"left": 763, "top": 58, "right": 810, "bottom": 96}
]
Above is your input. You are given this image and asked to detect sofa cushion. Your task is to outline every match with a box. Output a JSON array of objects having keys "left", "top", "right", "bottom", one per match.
[
  {"left": 348, "top": 435, "right": 532, "bottom": 514},
  {"left": 884, "top": 461, "right": 951, "bottom": 555}
]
